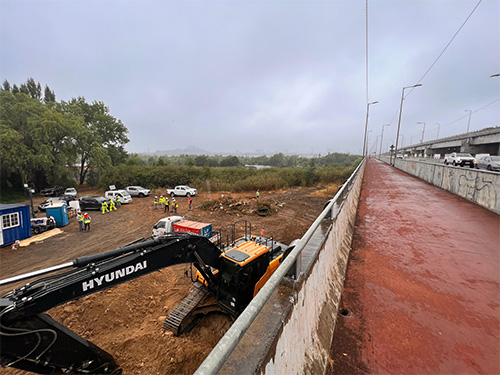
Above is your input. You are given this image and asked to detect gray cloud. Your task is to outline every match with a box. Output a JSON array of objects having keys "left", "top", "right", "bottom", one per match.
[{"left": 1, "top": 0, "right": 498, "bottom": 155}]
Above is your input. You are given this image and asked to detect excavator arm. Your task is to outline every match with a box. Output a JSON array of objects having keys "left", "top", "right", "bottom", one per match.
[{"left": 0, "top": 233, "right": 221, "bottom": 374}]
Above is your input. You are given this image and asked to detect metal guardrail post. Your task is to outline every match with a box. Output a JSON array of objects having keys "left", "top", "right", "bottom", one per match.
[{"left": 194, "top": 158, "right": 365, "bottom": 375}]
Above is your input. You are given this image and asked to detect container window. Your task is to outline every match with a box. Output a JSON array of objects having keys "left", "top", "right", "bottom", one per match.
[{"left": 2, "top": 212, "right": 20, "bottom": 229}]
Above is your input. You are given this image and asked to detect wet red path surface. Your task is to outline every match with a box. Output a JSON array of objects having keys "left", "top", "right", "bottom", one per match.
[{"left": 328, "top": 159, "right": 500, "bottom": 375}]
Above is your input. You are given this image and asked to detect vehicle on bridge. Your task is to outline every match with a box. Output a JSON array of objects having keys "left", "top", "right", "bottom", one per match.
[
  {"left": 443, "top": 152, "right": 475, "bottom": 168},
  {"left": 476, "top": 155, "right": 500, "bottom": 171}
]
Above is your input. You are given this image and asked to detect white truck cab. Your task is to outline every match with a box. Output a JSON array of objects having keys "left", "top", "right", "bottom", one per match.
[
  {"left": 152, "top": 216, "right": 185, "bottom": 237},
  {"left": 105, "top": 190, "right": 133, "bottom": 204}
]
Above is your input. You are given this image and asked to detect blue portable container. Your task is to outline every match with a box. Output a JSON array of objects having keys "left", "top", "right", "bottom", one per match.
[
  {"left": 46, "top": 202, "right": 69, "bottom": 227},
  {"left": 0, "top": 204, "right": 31, "bottom": 246}
]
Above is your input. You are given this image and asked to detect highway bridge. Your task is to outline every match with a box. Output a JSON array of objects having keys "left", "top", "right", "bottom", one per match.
[
  {"left": 396, "top": 125, "right": 500, "bottom": 157},
  {"left": 196, "top": 157, "right": 499, "bottom": 375}
]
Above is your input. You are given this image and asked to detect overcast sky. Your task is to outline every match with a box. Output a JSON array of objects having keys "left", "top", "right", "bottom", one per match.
[{"left": 1, "top": 0, "right": 499, "bottom": 156}]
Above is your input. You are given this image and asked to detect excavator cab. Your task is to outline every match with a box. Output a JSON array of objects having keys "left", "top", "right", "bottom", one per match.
[{"left": 216, "top": 239, "right": 277, "bottom": 316}]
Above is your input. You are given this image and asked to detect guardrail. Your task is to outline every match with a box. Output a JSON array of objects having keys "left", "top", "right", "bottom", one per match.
[{"left": 195, "top": 158, "right": 366, "bottom": 375}]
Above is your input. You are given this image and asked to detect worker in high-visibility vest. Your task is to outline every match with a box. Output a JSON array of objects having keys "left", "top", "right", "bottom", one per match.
[
  {"left": 77, "top": 211, "right": 84, "bottom": 231},
  {"left": 159, "top": 195, "right": 165, "bottom": 209},
  {"left": 116, "top": 196, "right": 121, "bottom": 207},
  {"left": 83, "top": 213, "right": 91, "bottom": 232},
  {"left": 165, "top": 197, "right": 169, "bottom": 213},
  {"left": 188, "top": 197, "right": 192, "bottom": 211},
  {"left": 101, "top": 201, "right": 109, "bottom": 214},
  {"left": 174, "top": 201, "right": 178, "bottom": 214},
  {"left": 154, "top": 196, "right": 158, "bottom": 209},
  {"left": 109, "top": 199, "right": 117, "bottom": 211}
]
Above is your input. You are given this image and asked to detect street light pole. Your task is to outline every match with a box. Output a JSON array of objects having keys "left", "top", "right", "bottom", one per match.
[
  {"left": 398, "top": 134, "right": 405, "bottom": 148},
  {"left": 394, "top": 84, "right": 422, "bottom": 165},
  {"left": 379, "top": 123, "right": 390, "bottom": 158},
  {"left": 363, "top": 101, "right": 379, "bottom": 157},
  {"left": 435, "top": 123, "right": 440, "bottom": 139},
  {"left": 465, "top": 110, "right": 472, "bottom": 133},
  {"left": 417, "top": 122, "right": 426, "bottom": 143}
]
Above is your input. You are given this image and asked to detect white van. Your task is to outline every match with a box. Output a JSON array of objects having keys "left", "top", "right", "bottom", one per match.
[{"left": 105, "top": 190, "right": 133, "bottom": 204}]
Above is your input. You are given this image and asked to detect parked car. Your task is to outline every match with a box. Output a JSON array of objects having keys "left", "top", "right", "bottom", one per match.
[
  {"left": 64, "top": 188, "right": 78, "bottom": 197},
  {"left": 476, "top": 155, "right": 500, "bottom": 171},
  {"left": 40, "top": 185, "right": 65, "bottom": 196},
  {"left": 38, "top": 195, "right": 77, "bottom": 211},
  {"left": 125, "top": 186, "right": 151, "bottom": 197},
  {"left": 166, "top": 185, "right": 198, "bottom": 197},
  {"left": 79, "top": 196, "right": 112, "bottom": 211},
  {"left": 105, "top": 189, "right": 133, "bottom": 204}
]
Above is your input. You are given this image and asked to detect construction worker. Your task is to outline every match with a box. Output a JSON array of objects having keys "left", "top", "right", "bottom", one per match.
[
  {"left": 174, "top": 200, "right": 178, "bottom": 214},
  {"left": 101, "top": 200, "right": 109, "bottom": 214},
  {"left": 83, "top": 213, "right": 91, "bottom": 232},
  {"left": 154, "top": 196, "right": 158, "bottom": 209},
  {"left": 261, "top": 226, "right": 265, "bottom": 237},
  {"left": 165, "top": 197, "right": 169, "bottom": 213},
  {"left": 109, "top": 198, "right": 117, "bottom": 211},
  {"left": 159, "top": 195, "right": 165, "bottom": 209},
  {"left": 116, "top": 195, "right": 121, "bottom": 207},
  {"left": 188, "top": 197, "right": 192, "bottom": 211},
  {"left": 77, "top": 211, "right": 84, "bottom": 231},
  {"left": 256, "top": 189, "right": 260, "bottom": 199}
]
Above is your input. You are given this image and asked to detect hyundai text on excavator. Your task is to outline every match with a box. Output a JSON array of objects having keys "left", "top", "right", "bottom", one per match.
[{"left": 0, "top": 220, "right": 294, "bottom": 374}]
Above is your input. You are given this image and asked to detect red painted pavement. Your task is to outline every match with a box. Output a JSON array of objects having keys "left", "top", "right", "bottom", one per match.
[{"left": 329, "top": 159, "right": 500, "bottom": 375}]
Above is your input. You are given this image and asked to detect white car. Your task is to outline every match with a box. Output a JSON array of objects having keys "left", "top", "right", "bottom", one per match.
[
  {"left": 125, "top": 186, "right": 151, "bottom": 197},
  {"left": 64, "top": 188, "right": 77, "bottom": 197},
  {"left": 105, "top": 190, "right": 133, "bottom": 204}
]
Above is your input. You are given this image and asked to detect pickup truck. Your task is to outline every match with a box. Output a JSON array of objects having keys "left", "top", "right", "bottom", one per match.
[
  {"left": 166, "top": 185, "right": 197, "bottom": 197},
  {"left": 443, "top": 152, "right": 475, "bottom": 168},
  {"left": 125, "top": 186, "right": 151, "bottom": 197}
]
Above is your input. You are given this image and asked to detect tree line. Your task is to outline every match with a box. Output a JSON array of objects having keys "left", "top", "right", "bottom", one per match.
[
  {"left": 1, "top": 77, "right": 360, "bottom": 197},
  {"left": 126, "top": 152, "right": 361, "bottom": 169},
  {"left": 0, "top": 78, "right": 129, "bottom": 192}
]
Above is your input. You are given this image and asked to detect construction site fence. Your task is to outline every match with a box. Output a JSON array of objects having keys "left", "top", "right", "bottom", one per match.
[{"left": 195, "top": 158, "right": 366, "bottom": 375}]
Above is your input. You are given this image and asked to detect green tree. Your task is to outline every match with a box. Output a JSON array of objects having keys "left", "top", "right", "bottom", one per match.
[
  {"left": 59, "top": 97, "right": 129, "bottom": 184},
  {"left": 2, "top": 80, "right": 11, "bottom": 92},
  {"left": 219, "top": 155, "right": 240, "bottom": 167},
  {"left": 44, "top": 85, "right": 56, "bottom": 103}
]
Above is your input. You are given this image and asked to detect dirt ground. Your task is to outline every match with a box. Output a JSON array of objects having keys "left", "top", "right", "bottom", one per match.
[{"left": 1, "top": 185, "right": 331, "bottom": 375}]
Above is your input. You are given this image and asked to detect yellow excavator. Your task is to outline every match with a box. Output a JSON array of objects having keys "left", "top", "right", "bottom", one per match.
[{"left": 0, "top": 220, "right": 292, "bottom": 374}]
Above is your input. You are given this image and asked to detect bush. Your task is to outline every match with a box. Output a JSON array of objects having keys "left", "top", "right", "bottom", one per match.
[{"left": 99, "top": 163, "right": 358, "bottom": 193}]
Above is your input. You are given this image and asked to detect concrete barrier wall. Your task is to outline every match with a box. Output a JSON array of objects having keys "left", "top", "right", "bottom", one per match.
[
  {"left": 391, "top": 158, "right": 500, "bottom": 214},
  {"left": 259, "top": 161, "right": 365, "bottom": 374}
]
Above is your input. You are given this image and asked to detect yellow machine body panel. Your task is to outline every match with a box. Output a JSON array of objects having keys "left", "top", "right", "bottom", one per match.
[
  {"left": 220, "top": 240, "right": 270, "bottom": 266},
  {"left": 253, "top": 254, "right": 283, "bottom": 296}
]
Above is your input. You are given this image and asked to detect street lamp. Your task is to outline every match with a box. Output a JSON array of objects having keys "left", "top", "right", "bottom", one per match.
[
  {"left": 379, "top": 123, "right": 390, "bottom": 158},
  {"left": 435, "top": 123, "right": 440, "bottom": 139},
  {"left": 465, "top": 109, "right": 472, "bottom": 133},
  {"left": 393, "top": 84, "right": 422, "bottom": 165},
  {"left": 363, "top": 101, "right": 379, "bottom": 157},
  {"left": 417, "top": 122, "right": 426, "bottom": 143},
  {"left": 366, "top": 130, "right": 373, "bottom": 157}
]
